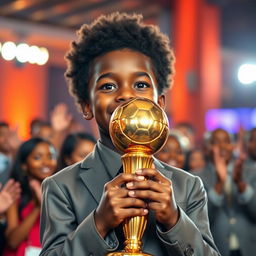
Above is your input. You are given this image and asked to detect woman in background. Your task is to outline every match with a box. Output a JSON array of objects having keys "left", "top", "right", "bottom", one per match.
[
  {"left": 3, "top": 137, "right": 57, "bottom": 256},
  {"left": 57, "top": 132, "right": 96, "bottom": 170},
  {"left": 155, "top": 131, "right": 186, "bottom": 169}
]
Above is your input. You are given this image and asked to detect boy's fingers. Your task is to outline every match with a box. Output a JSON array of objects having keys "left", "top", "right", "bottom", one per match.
[
  {"left": 118, "top": 208, "right": 148, "bottom": 219},
  {"left": 135, "top": 168, "right": 170, "bottom": 185},
  {"left": 117, "top": 197, "right": 148, "bottom": 209},
  {"left": 107, "top": 173, "right": 137, "bottom": 188}
]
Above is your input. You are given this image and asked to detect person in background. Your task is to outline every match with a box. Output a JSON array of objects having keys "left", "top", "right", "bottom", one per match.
[
  {"left": 30, "top": 119, "right": 45, "bottom": 138},
  {"left": 30, "top": 104, "right": 74, "bottom": 152},
  {"left": 155, "top": 131, "right": 185, "bottom": 169},
  {"left": 57, "top": 132, "right": 96, "bottom": 170},
  {"left": 3, "top": 137, "right": 57, "bottom": 256},
  {"left": 186, "top": 148, "right": 206, "bottom": 173},
  {"left": 0, "top": 122, "right": 22, "bottom": 256},
  {"left": 0, "top": 180, "right": 21, "bottom": 215},
  {"left": 0, "top": 122, "right": 14, "bottom": 185},
  {"left": 246, "top": 127, "right": 256, "bottom": 164},
  {"left": 35, "top": 122, "right": 53, "bottom": 142},
  {"left": 195, "top": 128, "right": 256, "bottom": 256},
  {"left": 174, "top": 122, "right": 196, "bottom": 152},
  {"left": 0, "top": 180, "right": 21, "bottom": 256}
]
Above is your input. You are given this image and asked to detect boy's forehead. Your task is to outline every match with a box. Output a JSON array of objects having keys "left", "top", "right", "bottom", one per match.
[{"left": 90, "top": 49, "right": 154, "bottom": 74}]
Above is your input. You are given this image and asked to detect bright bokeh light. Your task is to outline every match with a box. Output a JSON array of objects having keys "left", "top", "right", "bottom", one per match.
[
  {"left": 16, "top": 43, "right": 30, "bottom": 63},
  {"left": 238, "top": 64, "right": 256, "bottom": 84},
  {"left": 36, "top": 47, "right": 49, "bottom": 65},
  {"left": 28, "top": 45, "right": 41, "bottom": 64},
  {"left": 0, "top": 41, "right": 49, "bottom": 65},
  {"left": 1, "top": 41, "right": 17, "bottom": 61}
]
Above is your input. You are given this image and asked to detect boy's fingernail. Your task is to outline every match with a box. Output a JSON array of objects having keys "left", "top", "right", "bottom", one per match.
[
  {"left": 136, "top": 176, "right": 145, "bottom": 181},
  {"left": 143, "top": 209, "right": 148, "bottom": 214},
  {"left": 126, "top": 182, "right": 133, "bottom": 188},
  {"left": 136, "top": 169, "right": 142, "bottom": 174},
  {"left": 128, "top": 191, "right": 135, "bottom": 197}
]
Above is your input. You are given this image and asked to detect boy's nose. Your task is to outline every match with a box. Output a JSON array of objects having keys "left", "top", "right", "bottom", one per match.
[{"left": 115, "top": 88, "right": 135, "bottom": 102}]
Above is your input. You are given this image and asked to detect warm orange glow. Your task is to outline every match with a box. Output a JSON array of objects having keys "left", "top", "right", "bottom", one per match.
[
  {"left": 172, "top": 0, "right": 200, "bottom": 123},
  {"left": 200, "top": 5, "right": 221, "bottom": 110},
  {"left": 0, "top": 60, "right": 47, "bottom": 140},
  {"left": 171, "top": 0, "right": 221, "bottom": 140}
]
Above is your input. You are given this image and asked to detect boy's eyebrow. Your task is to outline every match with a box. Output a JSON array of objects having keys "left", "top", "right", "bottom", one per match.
[
  {"left": 135, "top": 72, "right": 151, "bottom": 79},
  {"left": 96, "top": 71, "right": 152, "bottom": 83},
  {"left": 96, "top": 72, "right": 114, "bottom": 82}
]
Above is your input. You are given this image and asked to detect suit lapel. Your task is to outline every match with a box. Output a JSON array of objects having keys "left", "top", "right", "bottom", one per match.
[
  {"left": 79, "top": 147, "right": 111, "bottom": 204},
  {"left": 153, "top": 157, "right": 173, "bottom": 180}
]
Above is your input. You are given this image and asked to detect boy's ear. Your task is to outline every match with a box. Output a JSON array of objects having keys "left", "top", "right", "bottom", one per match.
[
  {"left": 157, "top": 95, "right": 166, "bottom": 109},
  {"left": 81, "top": 102, "right": 94, "bottom": 120}
]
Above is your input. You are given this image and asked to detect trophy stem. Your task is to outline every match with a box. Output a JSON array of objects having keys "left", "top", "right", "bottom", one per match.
[
  {"left": 107, "top": 146, "right": 153, "bottom": 256},
  {"left": 122, "top": 145, "right": 153, "bottom": 255}
]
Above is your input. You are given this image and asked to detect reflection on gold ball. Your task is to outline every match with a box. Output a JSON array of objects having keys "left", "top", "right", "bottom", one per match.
[{"left": 109, "top": 98, "right": 169, "bottom": 154}]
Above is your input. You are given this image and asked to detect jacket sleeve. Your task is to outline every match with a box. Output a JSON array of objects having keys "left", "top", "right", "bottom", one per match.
[
  {"left": 39, "top": 177, "right": 119, "bottom": 256},
  {"left": 156, "top": 176, "right": 221, "bottom": 256}
]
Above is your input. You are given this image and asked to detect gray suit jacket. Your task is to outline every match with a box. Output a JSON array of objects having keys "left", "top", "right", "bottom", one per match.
[
  {"left": 195, "top": 161, "right": 256, "bottom": 256},
  {"left": 40, "top": 142, "right": 220, "bottom": 256}
]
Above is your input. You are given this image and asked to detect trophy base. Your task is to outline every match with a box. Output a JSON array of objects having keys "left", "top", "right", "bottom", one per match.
[{"left": 107, "top": 252, "right": 152, "bottom": 256}]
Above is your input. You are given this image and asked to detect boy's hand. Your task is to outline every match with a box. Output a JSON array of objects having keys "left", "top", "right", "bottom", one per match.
[
  {"left": 126, "top": 168, "right": 179, "bottom": 231},
  {"left": 94, "top": 173, "right": 148, "bottom": 238}
]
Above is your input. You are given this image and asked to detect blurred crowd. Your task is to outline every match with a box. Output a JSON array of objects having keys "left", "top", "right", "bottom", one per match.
[
  {"left": 156, "top": 123, "right": 256, "bottom": 256},
  {"left": 0, "top": 103, "right": 97, "bottom": 256},
  {"left": 0, "top": 104, "right": 255, "bottom": 256}
]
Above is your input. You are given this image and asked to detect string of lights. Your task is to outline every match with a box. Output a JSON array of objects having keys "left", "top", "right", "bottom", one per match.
[{"left": 0, "top": 41, "right": 49, "bottom": 65}]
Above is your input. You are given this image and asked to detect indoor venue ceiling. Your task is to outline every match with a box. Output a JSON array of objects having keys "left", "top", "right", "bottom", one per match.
[
  {"left": 0, "top": 0, "right": 255, "bottom": 52},
  {"left": 0, "top": 0, "right": 167, "bottom": 29}
]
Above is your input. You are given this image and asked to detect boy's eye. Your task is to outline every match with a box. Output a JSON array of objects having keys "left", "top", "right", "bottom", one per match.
[
  {"left": 100, "top": 83, "right": 116, "bottom": 91},
  {"left": 134, "top": 81, "right": 150, "bottom": 89}
]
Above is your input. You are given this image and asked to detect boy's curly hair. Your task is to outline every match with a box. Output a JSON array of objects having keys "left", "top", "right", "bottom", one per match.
[{"left": 65, "top": 12, "right": 175, "bottom": 110}]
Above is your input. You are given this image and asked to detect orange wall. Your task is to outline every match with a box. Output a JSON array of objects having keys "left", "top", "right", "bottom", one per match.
[
  {"left": 171, "top": 0, "right": 200, "bottom": 123},
  {"left": 171, "top": 0, "right": 221, "bottom": 142},
  {"left": 0, "top": 60, "right": 48, "bottom": 139}
]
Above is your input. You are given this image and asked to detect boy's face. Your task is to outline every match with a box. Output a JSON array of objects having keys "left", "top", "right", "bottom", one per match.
[{"left": 83, "top": 49, "right": 165, "bottom": 140}]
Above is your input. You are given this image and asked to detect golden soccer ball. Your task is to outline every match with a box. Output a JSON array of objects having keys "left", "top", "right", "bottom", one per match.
[{"left": 109, "top": 97, "right": 169, "bottom": 154}]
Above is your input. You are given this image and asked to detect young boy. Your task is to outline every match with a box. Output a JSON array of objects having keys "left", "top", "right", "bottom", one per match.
[{"left": 40, "top": 12, "right": 220, "bottom": 256}]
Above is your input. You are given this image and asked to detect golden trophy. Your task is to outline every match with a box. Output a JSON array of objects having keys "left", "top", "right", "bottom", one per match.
[{"left": 108, "top": 97, "right": 169, "bottom": 256}]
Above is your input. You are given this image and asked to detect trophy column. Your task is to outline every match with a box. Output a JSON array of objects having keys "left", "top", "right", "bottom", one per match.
[{"left": 108, "top": 146, "right": 153, "bottom": 256}]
